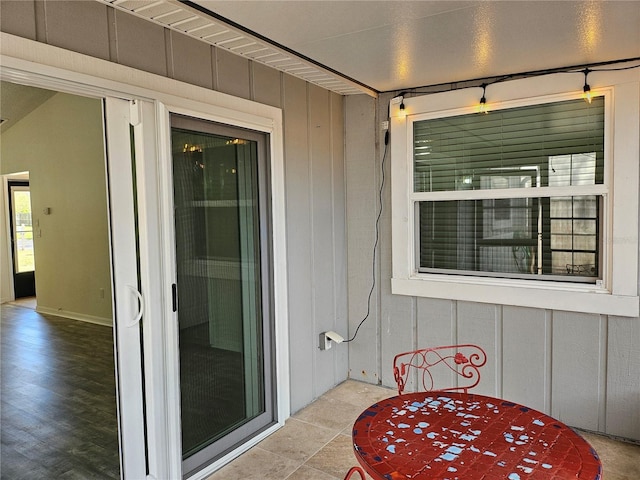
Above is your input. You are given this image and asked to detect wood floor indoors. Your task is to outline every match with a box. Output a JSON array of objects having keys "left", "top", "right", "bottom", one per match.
[{"left": 1, "top": 302, "right": 120, "bottom": 479}]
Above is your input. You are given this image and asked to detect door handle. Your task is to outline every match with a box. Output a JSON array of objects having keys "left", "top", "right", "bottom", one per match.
[{"left": 126, "top": 285, "right": 144, "bottom": 327}]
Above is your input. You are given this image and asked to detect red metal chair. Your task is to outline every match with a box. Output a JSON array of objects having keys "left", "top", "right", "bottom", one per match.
[
  {"left": 392, "top": 344, "right": 487, "bottom": 395},
  {"left": 343, "top": 466, "right": 366, "bottom": 479}
]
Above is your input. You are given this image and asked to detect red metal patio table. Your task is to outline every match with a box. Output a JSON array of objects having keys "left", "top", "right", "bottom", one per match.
[{"left": 351, "top": 392, "right": 602, "bottom": 480}]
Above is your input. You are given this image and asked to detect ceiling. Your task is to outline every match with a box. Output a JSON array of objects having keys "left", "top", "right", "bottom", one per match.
[
  {"left": 2, "top": 2, "right": 637, "bottom": 138},
  {"left": 188, "top": 0, "right": 640, "bottom": 94},
  {"left": 2, "top": 1, "right": 639, "bottom": 117},
  {"left": 98, "top": 0, "right": 640, "bottom": 97},
  {"left": 0, "top": 82, "right": 56, "bottom": 133}
]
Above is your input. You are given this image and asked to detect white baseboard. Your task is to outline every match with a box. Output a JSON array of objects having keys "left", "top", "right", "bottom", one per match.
[{"left": 36, "top": 306, "right": 113, "bottom": 327}]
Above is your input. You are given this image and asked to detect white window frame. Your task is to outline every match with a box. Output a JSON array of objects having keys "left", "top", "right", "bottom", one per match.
[{"left": 391, "top": 70, "right": 640, "bottom": 317}]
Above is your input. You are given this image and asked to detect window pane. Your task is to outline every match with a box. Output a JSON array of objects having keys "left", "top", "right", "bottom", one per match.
[
  {"left": 414, "top": 97, "right": 604, "bottom": 193},
  {"left": 551, "top": 233, "right": 572, "bottom": 250},
  {"left": 548, "top": 196, "right": 598, "bottom": 278},
  {"left": 419, "top": 195, "right": 599, "bottom": 281},
  {"left": 548, "top": 153, "right": 596, "bottom": 186},
  {"left": 573, "top": 196, "right": 597, "bottom": 217},
  {"left": 419, "top": 199, "right": 539, "bottom": 275},
  {"left": 552, "top": 252, "right": 573, "bottom": 274},
  {"left": 574, "top": 235, "right": 596, "bottom": 251},
  {"left": 550, "top": 197, "right": 573, "bottom": 217},
  {"left": 172, "top": 125, "right": 267, "bottom": 459},
  {"left": 12, "top": 190, "right": 35, "bottom": 273}
]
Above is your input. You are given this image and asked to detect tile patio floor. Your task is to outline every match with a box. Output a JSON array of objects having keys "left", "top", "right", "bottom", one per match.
[{"left": 207, "top": 380, "right": 640, "bottom": 480}]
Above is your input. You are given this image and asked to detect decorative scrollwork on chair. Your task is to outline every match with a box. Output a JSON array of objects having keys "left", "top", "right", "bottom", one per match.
[{"left": 392, "top": 344, "right": 487, "bottom": 395}]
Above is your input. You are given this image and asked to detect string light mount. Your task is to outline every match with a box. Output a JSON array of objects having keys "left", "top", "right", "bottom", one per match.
[
  {"left": 393, "top": 92, "right": 407, "bottom": 117},
  {"left": 582, "top": 68, "right": 592, "bottom": 103},
  {"left": 479, "top": 83, "right": 488, "bottom": 114},
  {"left": 387, "top": 58, "right": 640, "bottom": 115}
]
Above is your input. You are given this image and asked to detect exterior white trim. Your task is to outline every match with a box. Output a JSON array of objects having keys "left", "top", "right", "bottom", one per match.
[
  {"left": 1, "top": 33, "right": 290, "bottom": 479},
  {"left": 156, "top": 98, "right": 289, "bottom": 478},
  {"left": 391, "top": 69, "right": 640, "bottom": 317}
]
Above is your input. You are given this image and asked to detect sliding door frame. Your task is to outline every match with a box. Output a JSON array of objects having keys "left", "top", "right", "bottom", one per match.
[
  {"left": 0, "top": 66, "right": 150, "bottom": 478},
  {"left": 157, "top": 99, "right": 289, "bottom": 479},
  {"left": 1, "top": 34, "right": 290, "bottom": 480}
]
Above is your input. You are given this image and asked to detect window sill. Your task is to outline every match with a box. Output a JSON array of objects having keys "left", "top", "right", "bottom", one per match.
[{"left": 391, "top": 275, "right": 639, "bottom": 317}]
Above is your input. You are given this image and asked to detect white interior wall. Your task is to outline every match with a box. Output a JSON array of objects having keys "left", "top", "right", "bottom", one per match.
[{"left": 0, "top": 92, "right": 113, "bottom": 324}]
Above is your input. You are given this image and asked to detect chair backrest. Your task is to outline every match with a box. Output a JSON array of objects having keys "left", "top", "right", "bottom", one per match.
[{"left": 392, "top": 344, "right": 487, "bottom": 395}]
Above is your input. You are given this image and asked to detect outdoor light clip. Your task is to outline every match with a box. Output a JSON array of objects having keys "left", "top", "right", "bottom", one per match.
[
  {"left": 479, "top": 83, "right": 488, "bottom": 114},
  {"left": 583, "top": 68, "right": 592, "bottom": 104}
]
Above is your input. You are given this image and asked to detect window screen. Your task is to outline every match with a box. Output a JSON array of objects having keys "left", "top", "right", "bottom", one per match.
[{"left": 413, "top": 97, "right": 604, "bottom": 282}]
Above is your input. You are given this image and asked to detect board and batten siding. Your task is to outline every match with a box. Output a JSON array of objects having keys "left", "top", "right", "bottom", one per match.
[
  {"left": 0, "top": 0, "right": 348, "bottom": 413},
  {"left": 345, "top": 93, "right": 640, "bottom": 442}
]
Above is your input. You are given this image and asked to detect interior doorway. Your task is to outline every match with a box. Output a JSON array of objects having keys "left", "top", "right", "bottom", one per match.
[{"left": 7, "top": 179, "right": 36, "bottom": 299}]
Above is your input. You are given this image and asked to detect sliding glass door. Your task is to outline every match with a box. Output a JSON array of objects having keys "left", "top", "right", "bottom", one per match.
[{"left": 170, "top": 114, "right": 275, "bottom": 476}]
